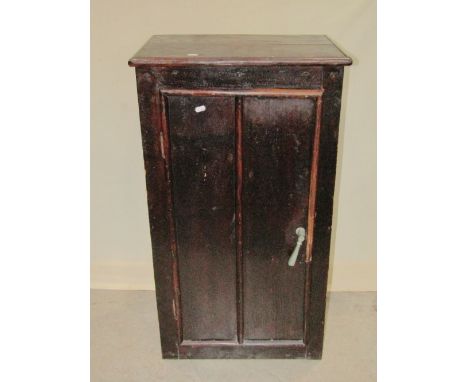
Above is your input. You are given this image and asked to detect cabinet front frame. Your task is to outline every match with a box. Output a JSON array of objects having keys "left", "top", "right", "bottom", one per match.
[{"left": 135, "top": 66, "right": 344, "bottom": 359}]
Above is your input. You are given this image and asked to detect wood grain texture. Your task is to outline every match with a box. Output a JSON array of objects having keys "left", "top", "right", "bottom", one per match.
[
  {"left": 242, "top": 97, "right": 316, "bottom": 341},
  {"left": 177, "top": 342, "right": 306, "bottom": 359},
  {"left": 306, "top": 67, "right": 345, "bottom": 359},
  {"left": 303, "top": 96, "right": 323, "bottom": 346},
  {"left": 161, "top": 88, "right": 323, "bottom": 98},
  {"left": 159, "top": 91, "right": 183, "bottom": 345},
  {"left": 305, "top": 96, "right": 323, "bottom": 264},
  {"left": 167, "top": 95, "right": 237, "bottom": 341},
  {"left": 134, "top": 68, "right": 180, "bottom": 358},
  {"left": 153, "top": 65, "right": 323, "bottom": 89},
  {"left": 235, "top": 97, "right": 244, "bottom": 343},
  {"left": 129, "top": 35, "right": 352, "bottom": 66}
]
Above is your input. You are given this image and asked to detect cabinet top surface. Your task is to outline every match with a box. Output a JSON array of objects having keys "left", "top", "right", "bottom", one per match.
[{"left": 128, "top": 35, "right": 352, "bottom": 67}]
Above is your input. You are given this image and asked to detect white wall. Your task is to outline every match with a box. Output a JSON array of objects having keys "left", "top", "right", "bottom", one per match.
[{"left": 91, "top": 0, "right": 376, "bottom": 291}]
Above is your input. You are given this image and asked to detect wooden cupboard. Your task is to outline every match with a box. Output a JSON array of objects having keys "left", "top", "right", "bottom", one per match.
[{"left": 129, "top": 35, "right": 352, "bottom": 359}]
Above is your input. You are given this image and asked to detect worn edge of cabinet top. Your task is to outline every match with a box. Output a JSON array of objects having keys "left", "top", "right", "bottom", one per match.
[{"left": 128, "top": 35, "right": 352, "bottom": 67}]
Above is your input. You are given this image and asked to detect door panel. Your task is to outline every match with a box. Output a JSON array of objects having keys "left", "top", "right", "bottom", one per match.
[
  {"left": 242, "top": 97, "right": 316, "bottom": 340},
  {"left": 167, "top": 95, "right": 237, "bottom": 341}
]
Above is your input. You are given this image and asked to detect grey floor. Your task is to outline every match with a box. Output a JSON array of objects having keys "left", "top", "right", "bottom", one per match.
[{"left": 91, "top": 290, "right": 376, "bottom": 382}]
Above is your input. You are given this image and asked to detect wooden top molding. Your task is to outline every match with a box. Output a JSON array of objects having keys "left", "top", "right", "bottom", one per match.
[{"left": 128, "top": 35, "right": 352, "bottom": 67}]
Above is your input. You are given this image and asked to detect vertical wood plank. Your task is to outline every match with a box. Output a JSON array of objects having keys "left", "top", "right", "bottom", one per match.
[
  {"left": 306, "top": 67, "right": 345, "bottom": 358},
  {"left": 303, "top": 95, "right": 323, "bottom": 345},
  {"left": 242, "top": 97, "right": 316, "bottom": 341},
  {"left": 167, "top": 95, "right": 237, "bottom": 341},
  {"left": 160, "top": 96, "right": 183, "bottom": 344},
  {"left": 135, "top": 68, "right": 180, "bottom": 358},
  {"left": 235, "top": 97, "right": 244, "bottom": 344}
]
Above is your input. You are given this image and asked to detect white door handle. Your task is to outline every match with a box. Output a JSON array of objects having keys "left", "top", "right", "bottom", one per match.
[{"left": 288, "top": 227, "right": 306, "bottom": 267}]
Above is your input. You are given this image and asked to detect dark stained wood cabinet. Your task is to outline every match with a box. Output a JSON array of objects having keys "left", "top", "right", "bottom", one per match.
[{"left": 129, "top": 35, "right": 352, "bottom": 359}]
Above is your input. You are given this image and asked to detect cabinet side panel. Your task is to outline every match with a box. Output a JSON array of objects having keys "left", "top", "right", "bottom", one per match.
[
  {"left": 134, "top": 68, "right": 180, "bottom": 357},
  {"left": 306, "top": 67, "right": 344, "bottom": 358},
  {"left": 243, "top": 97, "right": 315, "bottom": 340},
  {"left": 167, "top": 95, "right": 237, "bottom": 341}
]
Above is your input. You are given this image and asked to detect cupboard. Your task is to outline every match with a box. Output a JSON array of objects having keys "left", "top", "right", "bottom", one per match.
[{"left": 129, "top": 35, "right": 352, "bottom": 359}]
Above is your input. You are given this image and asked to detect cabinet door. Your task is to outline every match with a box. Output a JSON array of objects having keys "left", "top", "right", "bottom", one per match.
[
  {"left": 167, "top": 95, "right": 237, "bottom": 341},
  {"left": 160, "top": 89, "right": 320, "bottom": 357},
  {"left": 242, "top": 97, "right": 316, "bottom": 342}
]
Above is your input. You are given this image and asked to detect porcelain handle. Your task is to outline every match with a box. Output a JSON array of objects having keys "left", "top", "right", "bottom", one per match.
[{"left": 288, "top": 227, "right": 306, "bottom": 267}]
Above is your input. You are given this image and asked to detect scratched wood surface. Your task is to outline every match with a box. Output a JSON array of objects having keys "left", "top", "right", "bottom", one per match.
[
  {"left": 242, "top": 97, "right": 316, "bottom": 340},
  {"left": 155, "top": 65, "right": 323, "bottom": 90},
  {"left": 306, "top": 67, "right": 345, "bottom": 358},
  {"left": 129, "top": 35, "right": 352, "bottom": 66},
  {"left": 167, "top": 95, "right": 237, "bottom": 341},
  {"left": 135, "top": 68, "right": 180, "bottom": 357}
]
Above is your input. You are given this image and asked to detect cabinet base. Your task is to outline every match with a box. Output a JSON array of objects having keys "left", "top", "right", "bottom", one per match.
[{"left": 162, "top": 342, "right": 322, "bottom": 359}]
